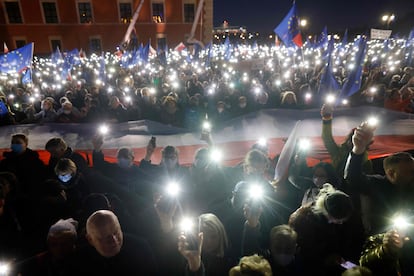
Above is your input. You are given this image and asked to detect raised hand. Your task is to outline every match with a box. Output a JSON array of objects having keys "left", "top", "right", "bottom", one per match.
[
  {"left": 178, "top": 232, "right": 204, "bottom": 272},
  {"left": 320, "top": 104, "right": 334, "bottom": 120}
]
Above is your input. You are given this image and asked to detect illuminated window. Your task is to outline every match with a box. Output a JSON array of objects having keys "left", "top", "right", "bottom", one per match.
[
  {"left": 90, "top": 37, "right": 102, "bottom": 53},
  {"left": 152, "top": 3, "right": 164, "bottom": 23},
  {"left": 119, "top": 2, "right": 132, "bottom": 23},
  {"left": 183, "top": 3, "right": 194, "bottom": 23},
  {"left": 5, "top": 1, "right": 22, "bottom": 23},
  {"left": 42, "top": 2, "right": 59, "bottom": 23},
  {"left": 78, "top": 2, "right": 92, "bottom": 23}
]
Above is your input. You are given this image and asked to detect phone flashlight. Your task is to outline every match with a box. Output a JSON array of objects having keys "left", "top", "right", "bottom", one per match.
[
  {"left": 249, "top": 184, "right": 264, "bottom": 200},
  {"left": 98, "top": 124, "right": 109, "bottom": 135},
  {"left": 202, "top": 121, "right": 211, "bottom": 132},
  {"left": 248, "top": 184, "right": 264, "bottom": 213},
  {"left": 180, "top": 217, "right": 199, "bottom": 251},
  {"left": 0, "top": 262, "right": 10, "bottom": 275},
  {"left": 257, "top": 138, "right": 267, "bottom": 147},
  {"left": 367, "top": 116, "right": 378, "bottom": 128},
  {"left": 325, "top": 94, "right": 336, "bottom": 104},
  {"left": 298, "top": 138, "right": 311, "bottom": 151},
  {"left": 165, "top": 181, "right": 180, "bottom": 197},
  {"left": 393, "top": 215, "right": 410, "bottom": 231},
  {"left": 209, "top": 148, "right": 222, "bottom": 162}
]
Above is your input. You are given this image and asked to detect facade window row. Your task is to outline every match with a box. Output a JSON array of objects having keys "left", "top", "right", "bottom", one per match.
[
  {"left": 2, "top": 1, "right": 196, "bottom": 25},
  {"left": 11, "top": 35, "right": 103, "bottom": 52}
]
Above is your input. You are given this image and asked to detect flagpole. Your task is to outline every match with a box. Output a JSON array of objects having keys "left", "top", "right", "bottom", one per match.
[{"left": 122, "top": 0, "right": 145, "bottom": 47}]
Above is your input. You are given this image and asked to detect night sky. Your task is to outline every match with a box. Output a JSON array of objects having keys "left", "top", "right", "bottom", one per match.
[{"left": 214, "top": 0, "right": 414, "bottom": 34}]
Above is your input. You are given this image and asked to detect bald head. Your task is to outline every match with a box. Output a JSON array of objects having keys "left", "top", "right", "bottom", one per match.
[{"left": 86, "top": 210, "right": 123, "bottom": 257}]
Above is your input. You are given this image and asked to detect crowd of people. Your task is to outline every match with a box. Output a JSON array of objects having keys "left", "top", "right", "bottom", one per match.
[
  {"left": 0, "top": 37, "right": 413, "bottom": 275},
  {"left": 0, "top": 37, "right": 414, "bottom": 129}
]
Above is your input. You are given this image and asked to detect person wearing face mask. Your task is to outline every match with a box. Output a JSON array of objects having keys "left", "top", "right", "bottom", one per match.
[
  {"left": 54, "top": 158, "right": 90, "bottom": 218},
  {"left": 0, "top": 133, "right": 47, "bottom": 195},
  {"left": 212, "top": 150, "right": 284, "bottom": 259},
  {"left": 301, "top": 162, "right": 342, "bottom": 206},
  {"left": 189, "top": 148, "right": 234, "bottom": 214},
  {"left": 232, "top": 96, "right": 254, "bottom": 118},
  {"left": 209, "top": 101, "right": 230, "bottom": 129},
  {"left": 91, "top": 135, "right": 153, "bottom": 206},
  {"left": 137, "top": 87, "right": 160, "bottom": 121},
  {"left": 139, "top": 142, "right": 191, "bottom": 209},
  {"left": 56, "top": 101, "right": 80, "bottom": 123},
  {"left": 45, "top": 137, "right": 89, "bottom": 178}
]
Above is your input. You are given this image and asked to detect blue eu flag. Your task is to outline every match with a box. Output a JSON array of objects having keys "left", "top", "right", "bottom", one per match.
[
  {"left": 274, "top": 4, "right": 303, "bottom": 48},
  {"left": 0, "top": 43, "right": 33, "bottom": 74}
]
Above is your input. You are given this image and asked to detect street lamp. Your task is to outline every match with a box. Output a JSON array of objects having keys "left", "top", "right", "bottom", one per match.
[
  {"left": 381, "top": 14, "right": 395, "bottom": 28},
  {"left": 300, "top": 19, "right": 307, "bottom": 27}
]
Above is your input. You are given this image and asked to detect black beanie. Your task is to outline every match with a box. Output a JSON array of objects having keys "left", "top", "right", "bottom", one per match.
[{"left": 323, "top": 191, "right": 353, "bottom": 220}]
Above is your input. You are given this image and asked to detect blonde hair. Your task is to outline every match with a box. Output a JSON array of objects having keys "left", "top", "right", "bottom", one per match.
[
  {"left": 229, "top": 254, "right": 272, "bottom": 276},
  {"left": 55, "top": 158, "right": 77, "bottom": 175},
  {"left": 199, "top": 213, "right": 228, "bottom": 257},
  {"left": 281, "top": 91, "right": 297, "bottom": 105}
]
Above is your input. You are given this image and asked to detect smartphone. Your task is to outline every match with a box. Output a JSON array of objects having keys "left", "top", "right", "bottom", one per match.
[
  {"left": 184, "top": 218, "right": 200, "bottom": 251},
  {"left": 185, "top": 232, "right": 199, "bottom": 251},
  {"left": 150, "top": 136, "right": 156, "bottom": 148},
  {"left": 340, "top": 261, "right": 357, "bottom": 270}
]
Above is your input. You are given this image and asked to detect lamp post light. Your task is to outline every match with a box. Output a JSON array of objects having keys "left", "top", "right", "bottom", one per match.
[
  {"left": 381, "top": 14, "right": 395, "bottom": 28},
  {"left": 300, "top": 19, "right": 307, "bottom": 27}
]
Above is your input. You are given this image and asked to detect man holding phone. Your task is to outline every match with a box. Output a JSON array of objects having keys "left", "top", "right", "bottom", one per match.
[{"left": 345, "top": 122, "right": 414, "bottom": 235}]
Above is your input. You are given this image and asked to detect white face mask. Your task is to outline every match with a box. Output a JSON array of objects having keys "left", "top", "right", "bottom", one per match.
[
  {"left": 273, "top": 254, "right": 295, "bottom": 266},
  {"left": 366, "top": 96, "right": 374, "bottom": 103},
  {"left": 118, "top": 158, "right": 132, "bottom": 169},
  {"left": 313, "top": 177, "right": 328, "bottom": 188},
  {"left": 163, "top": 158, "right": 177, "bottom": 169},
  {"left": 58, "top": 174, "right": 73, "bottom": 183},
  {"left": 63, "top": 110, "right": 71, "bottom": 115},
  {"left": 217, "top": 107, "right": 224, "bottom": 113},
  {"left": 239, "top": 103, "right": 247, "bottom": 108}
]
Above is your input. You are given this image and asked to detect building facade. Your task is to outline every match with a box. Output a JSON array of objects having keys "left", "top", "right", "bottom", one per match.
[{"left": 0, "top": 0, "right": 213, "bottom": 54}]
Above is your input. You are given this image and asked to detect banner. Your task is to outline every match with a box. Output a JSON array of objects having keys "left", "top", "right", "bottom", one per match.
[
  {"left": 370, "top": 29, "right": 392, "bottom": 40},
  {"left": 0, "top": 107, "right": 413, "bottom": 166}
]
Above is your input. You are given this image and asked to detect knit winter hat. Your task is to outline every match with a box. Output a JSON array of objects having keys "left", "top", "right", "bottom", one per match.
[
  {"left": 47, "top": 218, "right": 78, "bottom": 238},
  {"left": 323, "top": 191, "right": 353, "bottom": 220}
]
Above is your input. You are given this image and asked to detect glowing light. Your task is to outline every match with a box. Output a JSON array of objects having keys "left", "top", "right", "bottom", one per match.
[
  {"left": 325, "top": 94, "right": 336, "bottom": 104},
  {"left": 367, "top": 116, "right": 378, "bottom": 127},
  {"left": 210, "top": 148, "right": 223, "bottom": 162},
  {"left": 179, "top": 217, "right": 194, "bottom": 233},
  {"left": 257, "top": 138, "right": 267, "bottom": 147},
  {"left": 202, "top": 121, "right": 211, "bottom": 131},
  {"left": 165, "top": 182, "right": 180, "bottom": 197},
  {"left": 99, "top": 124, "right": 109, "bottom": 135},
  {"left": 0, "top": 263, "right": 10, "bottom": 275},
  {"left": 393, "top": 215, "right": 410, "bottom": 230},
  {"left": 298, "top": 138, "right": 311, "bottom": 151},
  {"left": 249, "top": 185, "right": 264, "bottom": 200}
]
